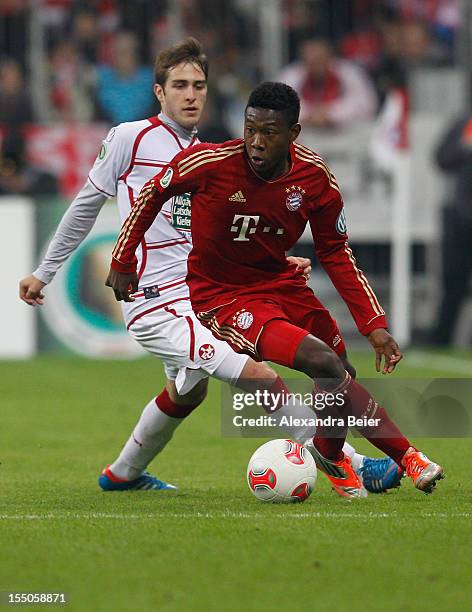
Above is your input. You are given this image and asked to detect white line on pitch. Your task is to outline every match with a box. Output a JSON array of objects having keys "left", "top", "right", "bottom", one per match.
[
  {"left": 0, "top": 512, "right": 470, "bottom": 520},
  {"left": 407, "top": 351, "right": 472, "bottom": 375}
]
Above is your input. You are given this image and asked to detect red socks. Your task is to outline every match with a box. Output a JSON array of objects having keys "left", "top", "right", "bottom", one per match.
[
  {"left": 155, "top": 388, "right": 200, "bottom": 419},
  {"left": 312, "top": 374, "right": 411, "bottom": 464}
]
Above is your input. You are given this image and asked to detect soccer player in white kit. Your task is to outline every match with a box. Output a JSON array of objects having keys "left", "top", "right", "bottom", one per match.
[{"left": 19, "top": 38, "right": 401, "bottom": 494}]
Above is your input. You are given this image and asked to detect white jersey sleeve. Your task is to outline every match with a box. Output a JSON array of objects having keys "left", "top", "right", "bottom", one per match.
[
  {"left": 33, "top": 124, "right": 133, "bottom": 284},
  {"left": 88, "top": 125, "right": 133, "bottom": 197},
  {"left": 33, "top": 181, "right": 107, "bottom": 284}
]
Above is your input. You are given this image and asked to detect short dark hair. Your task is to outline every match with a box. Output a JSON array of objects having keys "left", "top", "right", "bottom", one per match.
[
  {"left": 154, "top": 37, "right": 208, "bottom": 86},
  {"left": 246, "top": 82, "right": 300, "bottom": 126}
]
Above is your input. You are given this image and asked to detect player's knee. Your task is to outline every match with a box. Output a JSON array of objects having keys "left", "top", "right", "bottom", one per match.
[
  {"left": 294, "top": 335, "right": 345, "bottom": 382},
  {"left": 242, "top": 359, "right": 276, "bottom": 380},
  {"left": 313, "top": 348, "right": 345, "bottom": 382},
  {"left": 235, "top": 358, "right": 277, "bottom": 392}
]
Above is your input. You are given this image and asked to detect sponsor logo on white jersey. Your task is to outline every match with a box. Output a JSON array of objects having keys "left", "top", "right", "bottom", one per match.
[
  {"left": 143, "top": 285, "right": 160, "bottom": 299},
  {"left": 172, "top": 193, "right": 192, "bottom": 232}
]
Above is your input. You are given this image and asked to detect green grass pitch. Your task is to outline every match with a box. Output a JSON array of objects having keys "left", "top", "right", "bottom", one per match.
[{"left": 1, "top": 351, "right": 471, "bottom": 611}]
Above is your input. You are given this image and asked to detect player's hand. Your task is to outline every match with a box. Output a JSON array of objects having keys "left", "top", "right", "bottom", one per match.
[
  {"left": 287, "top": 256, "right": 312, "bottom": 283},
  {"left": 367, "top": 328, "right": 403, "bottom": 374},
  {"left": 19, "top": 274, "right": 46, "bottom": 306},
  {"left": 105, "top": 268, "right": 138, "bottom": 302}
]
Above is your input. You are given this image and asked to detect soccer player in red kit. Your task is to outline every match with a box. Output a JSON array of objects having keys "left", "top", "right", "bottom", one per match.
[{"left": 107, "top": 81, "right": 444, "bottom": 497}]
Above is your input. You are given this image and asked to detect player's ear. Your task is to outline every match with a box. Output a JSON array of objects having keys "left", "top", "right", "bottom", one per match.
[
  {"left": 289, "top": 123, "right": 301, "bottom": 143},
  {"left": 154, "top": 83, "right": 165, "bottom": 105}
]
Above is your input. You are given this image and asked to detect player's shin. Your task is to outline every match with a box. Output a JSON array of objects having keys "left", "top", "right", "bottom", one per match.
[
  {"left": 238, "top": 373, "right": 366, "bottom": 463},
  {"left": 109, "top": 389, "right": 200, "bottom": 480},
  {"left": 233, "top": 360, "right": 318, "bottom": 442},
  {"left": 339, "top": 373, "right": 411, "bottom": 465},
  {"left": 260, "top": 376, "right": 318, "bottom": 442}
]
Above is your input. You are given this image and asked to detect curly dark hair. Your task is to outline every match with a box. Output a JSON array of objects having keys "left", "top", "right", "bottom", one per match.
[{"left": 246, "top": 82, "right": 300, "bottom": 126}]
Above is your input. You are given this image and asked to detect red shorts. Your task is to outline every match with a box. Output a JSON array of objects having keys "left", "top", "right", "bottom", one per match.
[{"left": 195, "top": 282, "right": 345, "bottom": 361}]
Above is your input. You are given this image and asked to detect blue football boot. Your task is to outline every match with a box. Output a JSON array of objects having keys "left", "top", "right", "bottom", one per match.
[
  {"left": 357, "top": 456, "right": 404, "bottom": 493},
  {"left": 98, "top": 465, "right": 178, "bottom": 491}
]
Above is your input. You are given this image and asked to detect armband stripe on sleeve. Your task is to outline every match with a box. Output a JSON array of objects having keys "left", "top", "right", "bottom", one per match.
[
  {"left": 179, "top": 147, "right": 244, "bottom": 177},
  {"left": 113, "top": 183, "right": 155, "bottom": 260},
  {"left": 178, "top": 143, "right": 243, "bottom": 173},
  {"left": 344, "top": 244, "right": 384, "bottom": 316}
]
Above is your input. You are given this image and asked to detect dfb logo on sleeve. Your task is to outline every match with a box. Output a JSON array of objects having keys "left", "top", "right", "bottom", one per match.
[
  {"left": 336, "top": 209, "right": 347, "bottom": 234},
  {"left": 160, "top": 167, "right": 174, "bottom": 188}
]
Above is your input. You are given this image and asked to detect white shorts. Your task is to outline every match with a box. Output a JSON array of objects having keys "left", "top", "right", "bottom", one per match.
[{"left": 127, "top": 299, "right": 249, "bottom": 394}]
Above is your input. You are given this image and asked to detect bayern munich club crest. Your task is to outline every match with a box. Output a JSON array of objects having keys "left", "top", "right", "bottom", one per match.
[
  {"left": 285, "top": 185, "right": 305, "bottom": 211},
  {"left": 232, "top": 309, "right": 254, "bottom": 330},
  {"left": 198, "top": 344, "right": 215, "bottom": 360}
]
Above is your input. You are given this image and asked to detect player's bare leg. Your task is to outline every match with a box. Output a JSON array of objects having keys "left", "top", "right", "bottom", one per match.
[
  {"left": 99, "top": 344, "right": 405, "bottom": 495},
  {"left": 276, "top": 333, "right": 366, "bottom": 497},
  {"left": 226, "top": 356, "right": 379, "bottom": 496},
  {"left": 292, "top": 334, "right": 443, "bottom": 494}
]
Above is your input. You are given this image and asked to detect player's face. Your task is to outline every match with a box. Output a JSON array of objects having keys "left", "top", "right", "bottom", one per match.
[
  {"left": 154, "top": 61, "right": 207, "bottom": 130},
  {"left": 244, "top": 107, "right": 301, "bottom": 180}
]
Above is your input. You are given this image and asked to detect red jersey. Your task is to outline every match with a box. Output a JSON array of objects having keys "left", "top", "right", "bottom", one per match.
[{"left": 112, "top": 139, "right": 387, "bottom": 336}]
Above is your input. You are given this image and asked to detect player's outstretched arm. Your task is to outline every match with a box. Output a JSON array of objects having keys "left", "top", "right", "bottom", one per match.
[
  {"left": 308, "top": 165, "right": 389, "bottom": 341},
  {"left": 367, "top": 328, "right": 403, "bottom": 374},
  {"left": 18, "top": 125, "right": 130, "bottom": 307},
  {"left": 18, "top": 182, "right": 107, "bottom": 307},
  {"left": 19, "top": 275, "right": 46, "bottom": 306}
]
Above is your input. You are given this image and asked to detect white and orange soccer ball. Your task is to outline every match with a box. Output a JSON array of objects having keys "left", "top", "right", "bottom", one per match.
[{"left": 247, "top": 439, "right": 317, "bottom": 503}]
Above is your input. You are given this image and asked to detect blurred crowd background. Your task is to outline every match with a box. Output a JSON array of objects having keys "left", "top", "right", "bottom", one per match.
[
  {"left": 2, "top": 0, "right": 471, "bottom": 353},
  {"left": 0, "top": 0, "right": 463, "bottom": 151}
]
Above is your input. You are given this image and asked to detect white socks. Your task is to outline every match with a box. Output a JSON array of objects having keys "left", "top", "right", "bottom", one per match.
[
  {"left": 109, "top": 398, "right": 183, "bottom": 481},
  {"left": 342, "top": 441, "right": 365, "bottom": 471}
]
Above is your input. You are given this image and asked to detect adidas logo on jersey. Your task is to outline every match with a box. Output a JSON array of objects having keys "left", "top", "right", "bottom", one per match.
[{"left": 228, "top": 190, "right": 247, "bottom": 203}]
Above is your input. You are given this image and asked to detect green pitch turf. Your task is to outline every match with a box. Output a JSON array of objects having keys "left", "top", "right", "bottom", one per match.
[{"left": 1, "top": 351, "right": 471, "bottom": 611}]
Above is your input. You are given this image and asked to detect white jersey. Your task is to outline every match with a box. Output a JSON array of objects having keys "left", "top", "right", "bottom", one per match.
[
  {"left": 34, "top": 112, "right": 249, "bottom": 392},
  {"left": 35, "top": 113, "right": 198, "bottom": 326}
]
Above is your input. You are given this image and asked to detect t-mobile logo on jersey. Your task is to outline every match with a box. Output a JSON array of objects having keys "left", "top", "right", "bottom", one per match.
[
  {"left": 230, "top": 214, "right": 260, "bottom": 241},
  {"left": 230, "top": 214, "right": 285, "bottom": 242}
]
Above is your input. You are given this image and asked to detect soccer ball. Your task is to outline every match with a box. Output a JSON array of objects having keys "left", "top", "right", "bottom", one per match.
[{"left": 247, "top": 439, "right": 317, "bottom": 503}]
